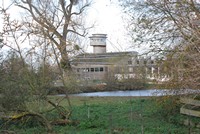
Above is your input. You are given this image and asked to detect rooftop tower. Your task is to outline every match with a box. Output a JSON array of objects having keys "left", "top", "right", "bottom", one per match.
[{"left": 89, "top": 34, "right": 107, "bottom": 53}]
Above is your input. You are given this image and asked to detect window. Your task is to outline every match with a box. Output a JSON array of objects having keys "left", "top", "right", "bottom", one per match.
[
  {"left": 82, "top": 68, "right": 89, "bottom": 72},
  {"left": 91, "top": 68, "right": 94, "bottom": 72},
  {"left": 95, "top": 67, "right": 99, "bottom": 72},
  {"left": 100, "top": 67, "right": 104, "bottom": 72},
  {"left": 129, "top": 67, "right": 133, "bottom": 73},
  {"left": 137, "top": 60, "right": 139, "bottom": 64},
  {"left": 128, "top": 60, "right": 132, "bottom": 65}
]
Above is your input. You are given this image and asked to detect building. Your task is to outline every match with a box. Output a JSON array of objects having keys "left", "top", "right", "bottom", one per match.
[{"left": 71, "top": 34, "right": 160, "bottom": 82}]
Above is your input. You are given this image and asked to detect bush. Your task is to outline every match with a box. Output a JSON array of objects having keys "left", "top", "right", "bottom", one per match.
[
  {"left": 106, "top": 78, "right": 146, "bottom": 90},
  {"left": 0, "top": 81, "right": 29, "bottom": 111}
]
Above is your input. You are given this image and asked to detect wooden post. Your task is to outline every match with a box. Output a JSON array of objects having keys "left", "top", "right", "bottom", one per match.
[{"left": 87, "top": 106, "right": 90, "bottom": 119}]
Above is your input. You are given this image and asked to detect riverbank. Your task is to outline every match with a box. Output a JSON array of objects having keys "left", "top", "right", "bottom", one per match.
[{"left": 48, "top": 81, "right": 156, "bottom": 95}]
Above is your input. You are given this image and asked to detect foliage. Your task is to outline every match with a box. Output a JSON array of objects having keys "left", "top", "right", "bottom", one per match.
[
  {"left": 0, "top": 52, "right": 30, "bottom": 111},
  {"left": 0, "top": 51, "right": 57, "bottom": 117},
  {"left": 0, "top": 52, "right": 75, "bottom": 133},
  {"left": 30, "top": 62, "right": 55, "bottom": 96},
  {"left": 106, "top": 78, "right": 147, "bottom": 90},
  {"left": 0, "top": 0, "right": 90, "bottom": 132},
  {"left": 154, "top": 96, "right": 181, "bottom": 118}
]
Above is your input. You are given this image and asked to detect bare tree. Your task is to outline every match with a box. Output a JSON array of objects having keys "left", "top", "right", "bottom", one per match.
[
  {"left": 120, "top": 0, "right": 200, "bottom": 90},
  {"left": 13, "top": 0, "right": 92, "bottom": 70},
  {"left": 0, "top": 0, "right": 91, "bottom": 115},
  {"left": 0, "top": 2, "right": 82, "bottom": 132},
  {"left": 120, "top": 0, "right": 199, "bottom": 53}
]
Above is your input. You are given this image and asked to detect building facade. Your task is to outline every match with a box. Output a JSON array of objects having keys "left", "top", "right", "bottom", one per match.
[{"left": 71, "top": 34, "right": 159, "bottom": 82}]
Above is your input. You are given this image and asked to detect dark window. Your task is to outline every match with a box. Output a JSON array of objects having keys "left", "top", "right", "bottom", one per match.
[
  {"left": 91, "top": 68, "right": 94, "bottom": 72},
  {"left": 137, "top": 60, "right": 139, "bottom": 64},
  {"left": 95, "top": 67, "right": 99, "bottom": 72},
  {"left": 128, "top": 60, "right": 132, "bottom": 65},
  {"left": 151, "top": 60, "right": 154, "bottom": 64},
  {"left": 100, "top": 67, "right": 104, "bottom": 72}
]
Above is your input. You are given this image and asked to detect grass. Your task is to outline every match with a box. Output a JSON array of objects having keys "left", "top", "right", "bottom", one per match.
[{"left": 1, "top": 96, "right": 200, "bottom": 134}]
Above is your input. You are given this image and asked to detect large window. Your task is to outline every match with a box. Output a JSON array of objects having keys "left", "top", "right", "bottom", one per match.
[
  {"left": 77, "top": 67, "right": 104, "bottom": 73},
  {"left": 100, "top": 67, "right": 104, "bottom": 72},
  {"left": 91, "top": 68, "right": 94, "bottom": 72},
  {"left": 95, "top": 67, "right": 99, "bottom": 72}
]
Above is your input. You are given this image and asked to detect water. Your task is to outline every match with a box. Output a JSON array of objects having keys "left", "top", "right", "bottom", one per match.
[
  {"left": 68, "top": 89, "right": 200, "bottom": 97},
  {"left": 70, "top": 89, "right": 160, "bottom": 97}
]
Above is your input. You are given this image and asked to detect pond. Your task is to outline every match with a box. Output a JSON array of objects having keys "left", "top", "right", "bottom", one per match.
[{"left": 68, "top": 89, "right": 200, "bottom": 97}]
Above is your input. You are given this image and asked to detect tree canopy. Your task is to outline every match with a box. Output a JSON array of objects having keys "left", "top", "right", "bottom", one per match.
[
  {"left": 12, "top": 0, "right": 92, "bottom": 70},
  {"left": 120, "top": 0, "right": 200, "bottom": 89},
  {"left": 120, "top": 0, "right": 200, "bottom": 54}
]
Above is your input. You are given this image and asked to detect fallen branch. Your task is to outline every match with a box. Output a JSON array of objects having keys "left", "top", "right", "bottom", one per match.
[
  {"left": 1, "top": 112, "right": 53, "bottom": 133},
  {"left": 0, "top": 130, "right": 16, "bottom": 134},
  {"left": 47, "top": 100, "right": 71, "bottom": 119}
]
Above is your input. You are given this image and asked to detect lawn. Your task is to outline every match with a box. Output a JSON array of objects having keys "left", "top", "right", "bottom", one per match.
[{"left": 1, "top": 96, "right": 200, "bottom": 134}]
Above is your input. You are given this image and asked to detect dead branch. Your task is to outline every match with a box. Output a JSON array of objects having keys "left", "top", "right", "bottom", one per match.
[
  {"left": 1, "top": 112, "right": 53, "bottom": 133},
  {"left": 47, "top": 100, "right": 71, "bottom": 119}
]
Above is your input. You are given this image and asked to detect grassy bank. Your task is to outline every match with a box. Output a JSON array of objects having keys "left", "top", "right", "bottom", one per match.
[{"left": 1, "top": 96, "right": 200, "bottom": 133}]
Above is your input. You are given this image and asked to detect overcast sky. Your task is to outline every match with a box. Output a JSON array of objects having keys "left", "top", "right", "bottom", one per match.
[
  {"left": 0, "top": 0, "right": 133, "bottom": 53},
  {"left": 86, "top": 0, "right": 132, "bottom": 53}
]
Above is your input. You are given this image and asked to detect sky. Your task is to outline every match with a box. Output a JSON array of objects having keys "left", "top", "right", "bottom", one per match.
[
  {"left": 85, "top": 0, "right": 132, "bottom": 53},
  {"left": 0, "top": 0, "right": 134, "bottom": 53}
]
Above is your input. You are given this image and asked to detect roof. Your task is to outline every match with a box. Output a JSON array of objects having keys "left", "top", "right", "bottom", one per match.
[{"left": 71, "top": 51, "right": 138, "bottom": 65}]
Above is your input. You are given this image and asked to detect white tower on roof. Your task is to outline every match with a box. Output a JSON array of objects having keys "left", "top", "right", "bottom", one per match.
[{"left": 89, "top": 34, "right": 107, "bottom": 53}]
